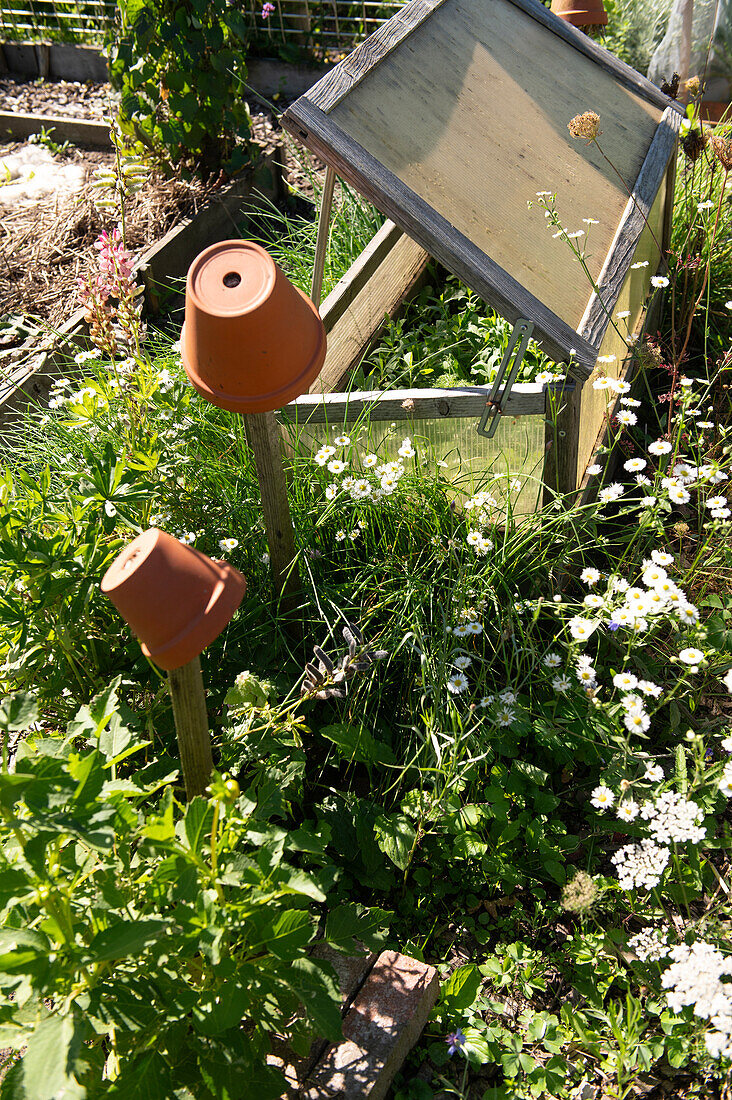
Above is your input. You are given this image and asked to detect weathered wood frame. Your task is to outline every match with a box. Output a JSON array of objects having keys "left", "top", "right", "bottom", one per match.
[
  {"left": 282, "top": 0, "right": 681, "bottom": 378},
  {"left": 279, "top": 0, "right": 680, "bottom": 492}
]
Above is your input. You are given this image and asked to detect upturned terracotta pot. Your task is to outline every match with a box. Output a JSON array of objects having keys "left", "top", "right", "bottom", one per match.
[
  {"left": 181, "top": 240, "right": 327, "bottom": 413},
  {"left": 101, "top": 528, "right": 246, "bottom": 671},
  {"left": 550, "top": 0, "right": 608, "bottom": 27}
]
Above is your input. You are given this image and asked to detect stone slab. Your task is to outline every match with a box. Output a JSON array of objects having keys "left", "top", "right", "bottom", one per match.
[{"left": 302, "top": 950, "right": 439, "bottom": 1099}]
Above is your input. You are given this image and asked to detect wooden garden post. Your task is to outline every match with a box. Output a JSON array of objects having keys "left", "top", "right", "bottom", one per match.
[
  {"left": 243, "top": 409, "right": 301, "bottom": 607},
  {"left": 168, "top": 656, "right": 214, "bottom": 799}
]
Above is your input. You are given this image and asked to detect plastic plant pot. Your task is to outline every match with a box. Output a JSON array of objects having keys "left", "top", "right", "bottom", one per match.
[
  {"left": 181, "top": 239, "right": 327, "bottom": 413},
  {"left": 101, "top": 528, "right": 246, "bottom": 671},
  {"left": 550, "top": 0, "right": 608, "bottom": 27}
]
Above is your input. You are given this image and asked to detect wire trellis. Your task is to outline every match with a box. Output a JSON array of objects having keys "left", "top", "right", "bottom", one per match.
[{"left": 0, "top": 0, "right": 405, "bottom": 51}]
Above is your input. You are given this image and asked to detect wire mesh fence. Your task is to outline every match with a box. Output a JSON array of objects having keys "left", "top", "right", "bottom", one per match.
[
  {"left": 0, "top": 0, "right": 115, "bottom": 44},
  {"left": 0, "top": 0, "right": 405, "bottom": 51}
]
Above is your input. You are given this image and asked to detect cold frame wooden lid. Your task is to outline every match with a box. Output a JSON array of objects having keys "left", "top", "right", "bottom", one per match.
[{"left": 283, "top": 0, "right": 682, "bottom": 379}]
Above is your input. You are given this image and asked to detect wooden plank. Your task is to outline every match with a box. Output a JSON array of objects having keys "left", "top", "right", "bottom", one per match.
[
  {"left": 543, "top": 382, "right": 582, "bottom": 502},
  {"left": 319, "top": 218, "right": 405, "bottom": 331},
  {"left": 308, "top": 0, "right": 449, "bottom": 112},
  {"left": 316, "top": 228, "right": 430, "bottom": 392},
  {"left": 574, "top": 169, "right": 669, "bottom": 490},
  {"left": 504, "top": 0, "right": 682, "bottom": 116},
  {"left": 243, "top": 411, "right": 301, "bottom": 607},
  {"left": 303, "top": 0, "right": 680, "bottom": 117},
  {"left": 0, "top": 111, "right": 110, "bottom": 146},
  {"left": 577, "top": 107, "right": 681, "bottom": 348},
  {"left": 279, "top": 382, "right": 551, "bottom": 424},
  {"left": 283, "top": 99, "right": 598, "bottom": 378}
]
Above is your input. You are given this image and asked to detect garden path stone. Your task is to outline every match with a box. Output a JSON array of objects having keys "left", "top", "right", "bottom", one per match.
[{"left": 301, "top": 949, "right": 439, "bottom": 1099}]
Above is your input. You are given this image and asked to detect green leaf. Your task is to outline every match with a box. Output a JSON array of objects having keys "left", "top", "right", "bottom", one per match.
[
  {"left": 320, "top": 724, "right": 395, "bottom": 767},
  {"left": 324, "top": 904, "right": 392, "bottom": 953},
  {"left": 442, "top": 963, "right": 481, "bottom": 1012},
  {"left": 107, "top": 1050, "right": 172, "bottom": 1098},
  {"left": 374, "top": 813, "right": 416, "bottom": 871},
  {"left": 88, "top": 920, "right": 168, "bottom": 962},
  {"left": 183, "top": 796, "right": 214, "bottom": 855},
  {"left": 0, "top": 694, "right": 38, "bottom": 732},
  {"left": 279, "top": 957, "right": 342, "bottom": 1042},
  {"left": 22, "top": 1013, "right": 84, "bottom": 1100},
  {"left": 264, "top": 909, "right": 313, "bottom": 960}
]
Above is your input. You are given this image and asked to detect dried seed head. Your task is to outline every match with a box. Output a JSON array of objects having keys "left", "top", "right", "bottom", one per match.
[
  {"left": 636, "top": 339, "right": 663, "bottom": 371},
  {"left": 673, "top": 521, "right": 690, "bottom": 538},
  {"left": 710, "top": 132, "right": 732, "bottom": 171},
  {"left": 568, "top": 111, "right": 601, "bottom": 141},
  {"left": 681, "top": 127, "right": 708, "bottom": 162},
  {"left": 561, "top": 870, "right": 598, "bottom": 915}
]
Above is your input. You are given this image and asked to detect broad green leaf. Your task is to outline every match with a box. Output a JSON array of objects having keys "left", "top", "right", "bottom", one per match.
[
  {"left": 374, "top": 813, "right": 416, "bottom": 871},
  {"left": 0, "top": 930, "right": 50, "bottom": 974},
  {"left": 281, "top": 870, "right": 326, "bottom": 903},
  {"left": 68, "top": 679, "right": 120, "bottom": 741},
  {"left": 89, "top": 920, "right": 168, "bottom": 962},
  {"left": 183, "top": 796, "right": 214, "bottom": 856},
  {"left": 320, "top": 724, "right": 395, "bottom": 767},
  {"left": 324, "top": 904, "right": 392, "bottom": 953},
  {"left": 264, "top": 909, "right": 312, "bottom": 960},
  {"left": 107, "top": 1050, "right": 172, "bottom": 1098},
  {"left": 22, "top": 1013, "right": 84, "bottom": 1100},
  {"left": 442, "top": 963, "right": 481, "bottom": 1012},
  {"left": 0, "top": 694, "right": 38, "bottom": 733},
  {"left": 279, "top": 957, "right": 342, "bottom": 1042}
]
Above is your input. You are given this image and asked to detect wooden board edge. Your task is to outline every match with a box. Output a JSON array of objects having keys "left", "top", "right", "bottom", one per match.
[
  {"left": 278, "top": 382, "right": 551, "bottom": 425},
  {"left": 577, "top": 106, "right": 681, "bottom": 349},
  {"left": 504, "top": 0, "right": 683, "bottom": 116},
  {"left": 299, "top": 0, "right": 449, "bottom": 114},
  {"left": 0, "top": 110, "right": 111, "bottom": 146},
  {"left": 282, "top": 100, "right": 596, "bottom": 379},
  {"left": 316, "top": 232, "right": 430, "bottom": 392}
]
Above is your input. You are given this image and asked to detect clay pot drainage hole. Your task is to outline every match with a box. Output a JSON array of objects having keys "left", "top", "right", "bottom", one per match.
[{"left": 223, "top": 272, "right": 241, "bottom": 288}]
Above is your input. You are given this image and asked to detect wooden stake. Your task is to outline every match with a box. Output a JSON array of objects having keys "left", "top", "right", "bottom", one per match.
[
  {"left": 243, "top": 410, "right": 300, "bottom": 606},
  {"left": 310, "top": 164, "right": 336, "bottom": 310},
  {"left": 168, "top": 655, "right": 213, "bottom": 800}
]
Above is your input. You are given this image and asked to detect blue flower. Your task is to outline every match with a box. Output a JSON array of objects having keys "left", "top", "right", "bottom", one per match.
[{"left": 445, "top": 1028, "right": 466, "bottom": 1056}]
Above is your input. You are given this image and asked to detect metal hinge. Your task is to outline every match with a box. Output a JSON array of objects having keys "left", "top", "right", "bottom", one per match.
[{"left": 476, "top": 319, "right": 534, "bottom": 438}]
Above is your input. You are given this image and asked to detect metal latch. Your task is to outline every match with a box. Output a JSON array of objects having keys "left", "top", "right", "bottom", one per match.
[{"left": 476, "top": 318, "right": 534, "bottom": 438}]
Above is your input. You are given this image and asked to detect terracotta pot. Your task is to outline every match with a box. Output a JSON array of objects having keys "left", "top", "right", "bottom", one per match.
[
  {"left": 550, "top": 0, "right": 608, "bottom": 27},
  {"left": 181, "top": 240, "right": 327, "bottom": 413},
  {"left": 101, "top": 528, "right": 246, "bottom": 671}
]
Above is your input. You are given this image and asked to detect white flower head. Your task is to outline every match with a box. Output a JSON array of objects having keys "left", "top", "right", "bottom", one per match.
[
  {"left": 591, "top": 785, "right": 615, "bottom": 811},
  {"left": 447, "top": 672, "right": 469, "bottom": 695}
]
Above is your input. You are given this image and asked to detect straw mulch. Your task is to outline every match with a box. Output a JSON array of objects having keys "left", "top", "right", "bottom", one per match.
[{"left": 0, "top": 149, "right": 221, "bottom": 332}]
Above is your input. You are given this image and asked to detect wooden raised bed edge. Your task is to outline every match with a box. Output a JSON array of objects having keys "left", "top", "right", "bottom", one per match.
[
  {"left": 0, "top": 149, "right": 285, "bottom": 425},
  {"left": 0, "top": 41, "right": 327, "bottom": 99}
]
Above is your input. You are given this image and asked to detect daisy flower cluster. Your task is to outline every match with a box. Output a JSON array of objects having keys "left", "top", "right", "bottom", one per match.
[
  {"left": 567, "top": 551, "right": 703, "bottom": 648},
  {"left": 445, "top": 615, "right": 483, "bottom": 697},
  {"left": 463, "top": 490, "right": 497, "bottom": 557},
  {"left": 314, "top": 434, "right": 417, "bottom": 505}
]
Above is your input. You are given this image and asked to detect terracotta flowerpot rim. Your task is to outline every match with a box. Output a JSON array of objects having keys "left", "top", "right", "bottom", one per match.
[{"left": 186, "top": 240, "right": 277, "bottom": 320}]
